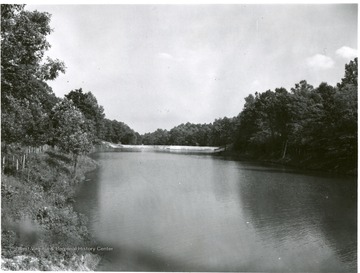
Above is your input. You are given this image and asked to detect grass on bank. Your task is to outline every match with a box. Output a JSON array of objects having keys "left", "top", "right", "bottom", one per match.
[{"left": 1, "top": 147, "right": 100, "bottom": 270}]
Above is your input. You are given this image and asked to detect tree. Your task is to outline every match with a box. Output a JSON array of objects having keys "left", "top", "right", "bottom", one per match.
[
  {"left": 234, "top": 94, "right": 258, "bottom": 152},
  {"left": 169, "top": 124, "right": 188, "bottom": 145},
  {"left": 142, "top": 129, "right": 170, "bottom": 145},
  {"left": 210, "top": 117, "right": 236, "bottom": 148},
  {"left": 287, "top": 81, "right": 323, "bottom": 158},
  {"left": 50, "top": 99, "right": 92, "bottom": 175},
  {"left": 65, "top": 88, "right": 105, "bottom": 142},
  {"left": 337, "top": 58, "right": 357, "bottom": 89},
  {"left": 234, "top": 88, "right": 293, "bottom": 157},
  {"left": 1, "top": 5, "right": 65, "bottom": 88},
  {"left": 1, "top": 4, "right": 65, "bottom": 146},
  {"left": 102, "top": 119, "right": 138, "bottom": 144},
  {"left": 332, "top": 59, "right": 358, "bottom": 171}
]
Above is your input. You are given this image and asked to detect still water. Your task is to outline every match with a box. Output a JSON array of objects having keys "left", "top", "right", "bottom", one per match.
[{"left": 75, "top": 152, "right": 357, "bottom": 272}]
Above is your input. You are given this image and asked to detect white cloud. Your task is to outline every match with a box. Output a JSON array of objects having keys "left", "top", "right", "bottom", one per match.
[
  {"left": 251, "top": 80, "right": 260, "bottom": 86},
  {"left": 158, "top": 52, "right": 175, "bottom": 60},
  {"left": 306, "top": 54, "right": 335, "bottom": 70},
  {"left": 336, "top": 46, "right": 357, "bottom": 59}
]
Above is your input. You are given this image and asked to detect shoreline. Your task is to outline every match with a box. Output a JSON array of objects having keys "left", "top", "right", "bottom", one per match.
[
  {"left": 96, "top": 141, "right": 225, "bottom": 154},
  {"left": 215, "top": 150, "right": 357, "bottom": 177}
]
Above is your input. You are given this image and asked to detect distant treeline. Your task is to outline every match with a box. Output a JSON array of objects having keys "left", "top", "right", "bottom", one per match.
[
  {"left": 140, "top": 118, "right": 236, "bottom": 147},
  {"left": 1, "top": 4, "right": 357, "bottom": 174}
]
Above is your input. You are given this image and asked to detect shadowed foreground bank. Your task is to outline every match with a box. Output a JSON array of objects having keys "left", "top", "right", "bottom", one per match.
[{"left": 1, "top": 147, "right": 100, "bottom": 270}]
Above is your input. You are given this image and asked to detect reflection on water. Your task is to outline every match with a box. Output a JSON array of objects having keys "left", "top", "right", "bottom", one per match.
[
  {"left": 75, "top": 152, "right": 357, "bottom": 272},
  {"left": 237, "top": 165, "right": 357, "bottom": 272}
]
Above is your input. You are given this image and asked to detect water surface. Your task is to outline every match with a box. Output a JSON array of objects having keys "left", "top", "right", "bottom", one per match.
[{"left": 75, "top": 152, "right": 357, "bottom": 272}]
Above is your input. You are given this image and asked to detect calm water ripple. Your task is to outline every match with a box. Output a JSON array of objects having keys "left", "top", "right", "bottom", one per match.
[{"left": 75, "top": 152, "right": 357, "bottom": 272}]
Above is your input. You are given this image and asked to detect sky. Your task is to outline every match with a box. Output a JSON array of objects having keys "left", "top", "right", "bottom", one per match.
[{"left": 27, "top": 4, "right": 357, "bottom": 134}]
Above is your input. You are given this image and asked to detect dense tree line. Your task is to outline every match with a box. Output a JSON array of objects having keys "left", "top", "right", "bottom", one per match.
[
  {"left": 141, "top": 118, "right": 237, "bottom": 147},
  {"left": 102, "top": 118, "right": 139, "bottom": 145},
  {"left": 233, "top": 60, "right": 357, "bottom": 173}
]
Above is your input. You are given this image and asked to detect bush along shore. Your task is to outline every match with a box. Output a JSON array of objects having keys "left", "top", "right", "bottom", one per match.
[{"left": 1, "top": 144, "right": 101, "bottom": 270}]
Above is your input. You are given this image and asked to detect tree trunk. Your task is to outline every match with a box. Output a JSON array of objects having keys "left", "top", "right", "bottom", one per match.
[
  {"left": 73, "top": 154, "right": 78, "bottom": 178},
  {"left": 282, "top": 140, "right": 288, "bottom": 159}
]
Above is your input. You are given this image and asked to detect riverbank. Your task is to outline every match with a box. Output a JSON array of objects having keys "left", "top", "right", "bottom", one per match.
[
  {"left": 216, "top": 149, "right": 357, "bottom": 176},
  {"left": 1, "top": 147, "right": 101, "bottom": 270}
]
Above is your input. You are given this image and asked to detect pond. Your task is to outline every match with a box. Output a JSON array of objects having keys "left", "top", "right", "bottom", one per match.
[{"left": 75, "top": 151, "right": 357, "bottom": 272}]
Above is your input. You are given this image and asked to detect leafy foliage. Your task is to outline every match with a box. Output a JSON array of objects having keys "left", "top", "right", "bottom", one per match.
[
  {"left": 50, "top": 99, "right": 93, "bottom": 172},
  {"left": 65, "top": 88, "right": 105, "bottom": 142},
  {"left": 1, "top": 4, "right": 65, "bottom": 146},
  {"left": 102, "top": 118, "right": 138, "bottom": 144},
  {"left": 141, "top": 118, "right": 236, "bottom": 147},
  {"left": 233, "top": 59, "right": 357, "bottom": 173}
]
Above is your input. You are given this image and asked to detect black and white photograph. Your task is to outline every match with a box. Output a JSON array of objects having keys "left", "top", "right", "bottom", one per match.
[{"left": 1, "top": 3, "right": 357, "bottom": 272}]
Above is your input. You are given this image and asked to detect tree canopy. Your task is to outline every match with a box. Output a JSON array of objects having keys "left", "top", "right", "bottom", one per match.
[
  {"left": 65, "top": 88, "right": 105, "bottom": 143},
  {"left": 233, "top": 60, "right": 357, "bottom": 173},
  {"left": 1, "top": 4, "right": 65, "bottom": 146}
]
